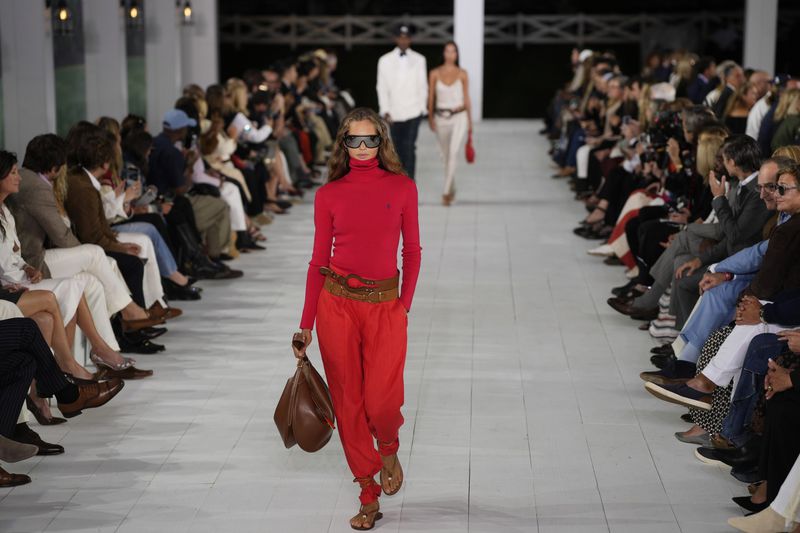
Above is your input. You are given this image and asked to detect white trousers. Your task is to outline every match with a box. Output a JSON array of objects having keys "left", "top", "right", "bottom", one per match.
[
  {"left": 20, "top": 277, "right": 86, "bottom": 326},
  {"left": 703, "top": 304, "right": 783, "bottom": 388},
  {"left": 114, "top": 232, "right": 164, "bottom": 308},
  {"left": 45, "top": 244, "right": 132, "bottom": 315},
  {"left": 220, "top": 181, "right": 247, "bottom": 232},
  {"left": 773, "top": 454, "right": 800, "bottom": 528},
  {"left": 576, "top": 143, "right": 593, "bottom": 179},
  {"left": 434, "top": 112, "right": 468, "bottom": 196}
]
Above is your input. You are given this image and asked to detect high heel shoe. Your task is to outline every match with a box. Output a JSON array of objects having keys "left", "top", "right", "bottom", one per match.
[
  {"left": 25, "top": 396, "right": 67, "bottom": 426},
  {"left": 90, "top": 352, "right": 135, "bottom": 371}
]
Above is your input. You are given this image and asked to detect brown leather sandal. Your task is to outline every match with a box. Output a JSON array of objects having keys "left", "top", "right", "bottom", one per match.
[
  {"left": 380, "top": 454, "right": 403, "bottom": 496},
  {"left": 350, "top": 502, "right": 382, "bottom": 531}
]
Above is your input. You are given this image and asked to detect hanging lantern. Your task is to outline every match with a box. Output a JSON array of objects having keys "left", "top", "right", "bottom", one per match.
[
  {"left": 180, "top": 1, "right": 194, "bottom": 26},
  {"left": 50, "top": 0, "right": 74, "bottom": 35},
  {"left": 125, "top": 0, "right": 144, "bottom": 30}
]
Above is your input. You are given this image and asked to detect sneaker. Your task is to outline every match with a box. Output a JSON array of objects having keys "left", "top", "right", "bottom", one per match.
[
  {"left": 644, "top": 382, "right": 712, "bottom": 410},
  {"left": 587, "top": 244, "right": 614, "bottom": 257},
  {"left": 649, "top": 323, "right": 679, "bottom": 340},
  {"left": 694, "top": 447, "right": 726, "bottom": 466}
]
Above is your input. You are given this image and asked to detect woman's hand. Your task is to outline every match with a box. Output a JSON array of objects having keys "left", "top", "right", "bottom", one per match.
[
  {"left": 777, "top": 329, "right": 800, "bottom": 353},
  {"left": 124, "top": 181, "right": 141, "bottom": 202},
  {"left": 428, "top": 118, "right": 436, "bottom": 132},
  {"left": 292, "top": 329, "right": 313, "bottom": 359},
  {"left": 23, "top": 265, "right": 43, "bottom": 284},
  {"left": 765, "top": 358, "right": 793, "bottom": 400},
  {"left": 666, "top": 138, "right": 681, "bottom": 166}
]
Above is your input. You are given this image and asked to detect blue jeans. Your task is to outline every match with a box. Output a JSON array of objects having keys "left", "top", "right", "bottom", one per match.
[
  {"left": 720, "top": 333, "right": 788, "bottom": 447},
  {"left": 113, "top": 221, "right": 178, "bottom": 277},
  {"left": 565, "top": 127, "right": 585, "bottom": 168},
  {"left": 678, "top": 276, "right": 752, "bottom": 363}
]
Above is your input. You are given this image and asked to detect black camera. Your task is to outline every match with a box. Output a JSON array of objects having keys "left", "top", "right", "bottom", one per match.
[{"left": 647, "top": 110, "right": 684, "bottom": 150}]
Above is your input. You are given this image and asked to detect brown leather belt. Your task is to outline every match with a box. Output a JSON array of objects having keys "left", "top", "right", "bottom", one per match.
[
  {"left": 435, "top": 106, "right": 466, "bottom": 118},
  {"left": 320, "top": 267, "right": 398, "bottom": 303}
]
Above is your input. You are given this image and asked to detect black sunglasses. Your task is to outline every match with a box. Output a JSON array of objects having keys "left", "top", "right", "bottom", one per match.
[
  {"left": 777, "top": 183, "right": 799, "bottom": 196},
  {"left": 344, "top": 135, "right": 381, "bottom": 149}
]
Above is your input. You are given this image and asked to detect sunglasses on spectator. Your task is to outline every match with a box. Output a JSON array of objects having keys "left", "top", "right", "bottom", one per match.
[
  {"left": 776, "top": 183, "right": 799, "bottom": 196},
  {"left": 344, "top": 135, "right": 381, "bottom": 149}
]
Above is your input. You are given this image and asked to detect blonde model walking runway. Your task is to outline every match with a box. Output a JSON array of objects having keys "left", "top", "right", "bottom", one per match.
[{"left": 428, "top": 41, "right": 472, "bottom": 206}]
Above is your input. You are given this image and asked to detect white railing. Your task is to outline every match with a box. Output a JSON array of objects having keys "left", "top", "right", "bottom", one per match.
[{"left": 219, "top": 11, "right": 797, "bottom": 50}]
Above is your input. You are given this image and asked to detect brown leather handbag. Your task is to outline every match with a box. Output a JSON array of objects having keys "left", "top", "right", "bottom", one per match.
[{"left": 274, "top": 335, "right": 336, "bottom": 452}]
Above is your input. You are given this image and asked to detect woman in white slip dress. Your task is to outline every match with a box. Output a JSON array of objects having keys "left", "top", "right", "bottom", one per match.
[{"left": 428, "top": 41, "right": 472, "bottom": 206}]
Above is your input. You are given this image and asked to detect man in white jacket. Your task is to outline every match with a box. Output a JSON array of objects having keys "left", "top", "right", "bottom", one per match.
[{"left": 376, "top": 24, "right": 428, "bottom": 180}]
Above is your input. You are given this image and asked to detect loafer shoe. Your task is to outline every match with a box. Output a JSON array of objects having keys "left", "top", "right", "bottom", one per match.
[{"left": 644, "top": 381, "right": 712, "bottom": 410}]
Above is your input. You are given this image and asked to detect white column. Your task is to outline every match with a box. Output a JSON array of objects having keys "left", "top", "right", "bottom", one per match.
[
  {"left": 454, "top": 0, "right": 484, "bottom": 121},
  {"left": 743, "top": 0, "right": 778, "bottom": 74},
  {"left": 145, "top": 1, "right": 182, "bottom": 130},
  {"left": 0, "top": 0, "right": 57, "bottom": 154},
  {"left": 83, "top": 0, "right": 128, "bottom": 121},
  {"left": 181, "top": 0, "right": 219, "bottom": 88}
]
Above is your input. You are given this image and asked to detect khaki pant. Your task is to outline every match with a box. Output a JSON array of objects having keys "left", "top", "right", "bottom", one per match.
[{"left": 189, "top": 194, "right": 231, "bottom": 258}]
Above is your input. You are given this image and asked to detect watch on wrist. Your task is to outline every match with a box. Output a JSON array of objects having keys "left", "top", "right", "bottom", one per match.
[{"left": 759, "top": 308, "right": 767, "bottom": 324}]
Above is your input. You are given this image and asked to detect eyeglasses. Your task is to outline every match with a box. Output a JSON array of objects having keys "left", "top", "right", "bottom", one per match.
[
  {"left": 344, "top": 135, "right": 381, "bottom": 149},
  {"left": 777, "top": 184, "right": 799, "bottom": 196},
  {"left": 757, "top": 183, "right": 777, "bottom": 193}
]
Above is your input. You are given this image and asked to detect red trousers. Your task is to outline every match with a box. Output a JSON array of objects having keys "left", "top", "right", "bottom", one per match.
[{"left": 316, "top": 287, "right": 407, "bottom": 504}]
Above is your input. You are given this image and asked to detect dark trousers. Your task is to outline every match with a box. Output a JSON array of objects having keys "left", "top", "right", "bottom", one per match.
[
  {"left": 0, "top": 318, "right": 70, "bottom": 438},
  {"left": 106, "top": 251, "right": 146, "bottom": 308},
  {"left": 390, "top": 116, "right": 422, "bottom": 180},
  {"left": 759, "top": 385, "right": 800, "bottom": 504}
]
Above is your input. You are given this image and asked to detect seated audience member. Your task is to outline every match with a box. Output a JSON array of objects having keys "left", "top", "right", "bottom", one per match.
[
  {"left": 645, "top": 160, "right": 800, "bottom": 404},
  {"left": 148, "top": 109, "right": 241, "bottom": 277},
  {"left": 687, "top": 56, "right": 717, "bottom": 105},
  {"left": 7, "top": 134, "right": 164, "bottom": 335},
  {"left": 0, "top": 150, "right": 151, "bottom": 380},
  {"left": 0, "top": 317, "right": 124, "bottom": 486},
  {"left": 771, "top": 88, "right": 800, "bottom": 152},
  {"left": 608, "top": 135, "right": 772, "bottom": 320}
]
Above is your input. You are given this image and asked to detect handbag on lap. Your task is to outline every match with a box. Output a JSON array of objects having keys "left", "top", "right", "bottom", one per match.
[{"left": 274, "top": 335, "right": 336, "bottom": 452}]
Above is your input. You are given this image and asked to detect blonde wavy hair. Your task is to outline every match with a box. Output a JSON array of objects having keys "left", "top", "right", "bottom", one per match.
[
  {"left": 772, "top": 144, "right": 800, "bottom": 163},
  {"left": 327, "top": 108, "right": 405, "bottom": 182},
  {"left": 696, "top": 124, "right": 730, "bottom": 181},
  {"left": 775, "top": 88, "right": 800, "bottom": 122}
]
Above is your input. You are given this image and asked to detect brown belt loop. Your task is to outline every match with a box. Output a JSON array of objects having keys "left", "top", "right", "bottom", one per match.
[{"left": 320, "top": 267, "right": 399, "bottom": 304}]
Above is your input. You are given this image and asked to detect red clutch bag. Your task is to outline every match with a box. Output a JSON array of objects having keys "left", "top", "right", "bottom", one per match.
[{"left": 465, "top": 131, "right": 475, "bottom": 164}]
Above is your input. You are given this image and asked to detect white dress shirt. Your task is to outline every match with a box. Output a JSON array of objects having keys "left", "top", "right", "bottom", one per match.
[
  {"left": 376, "top": 47, "right": 428, "bottom": 122},
  {"left": 0, "top": 204, "right": 29, "bottom": 283},
  {"left": 746, "top": 96, "right": 770, "bottom": 140}
]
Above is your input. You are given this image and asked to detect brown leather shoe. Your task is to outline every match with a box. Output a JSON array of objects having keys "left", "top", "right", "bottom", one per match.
[
  {"left": 95, "top": 366, "right": 154, "bottom": 380},
  {"left": 57, "top": 379, "right": 125, "bottom": 418},
  {"left": 122, "top": 316, "right": 166, "bottom": 332},
  {"left": 0, "top": 466, "right": 31, "bottom": 488},
  {"left": 148, "top": 302, "right": 183, "bottom": 321},
  {"left": 607, "top": 297, "right": 658, "bottom": 319}
]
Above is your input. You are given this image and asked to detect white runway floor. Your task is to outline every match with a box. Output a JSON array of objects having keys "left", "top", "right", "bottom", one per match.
[{"left": 0, "top": 120, "right": 746, "bottom": 532}]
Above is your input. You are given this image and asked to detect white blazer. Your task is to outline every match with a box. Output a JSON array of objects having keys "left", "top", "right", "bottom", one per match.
[{"left": 376, "top": 47, "right": 428, "bottom": 123}]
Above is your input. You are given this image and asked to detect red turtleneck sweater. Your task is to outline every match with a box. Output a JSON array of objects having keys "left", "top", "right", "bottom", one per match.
[{"left": 300, "top": 157, "right": 422, "bottom": 329}]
